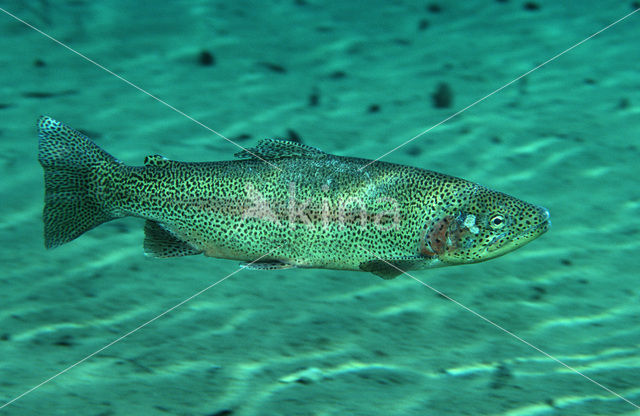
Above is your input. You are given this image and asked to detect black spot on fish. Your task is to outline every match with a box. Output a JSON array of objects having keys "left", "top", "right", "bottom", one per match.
[
  {"left": 417, "top": 18, "right": 429, "bottom": 31},
  {"left": 33, "top": 58, "right": 46, "bottom": 67},
  {"left": 427, "top": 3, "right": 442, "bottom": 13},
  {"left": 560, "top": 258, "right": 572, "bottom": 266}
]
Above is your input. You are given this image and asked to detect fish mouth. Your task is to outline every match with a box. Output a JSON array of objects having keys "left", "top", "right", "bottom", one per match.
[
  {"left": 422, "top": 207, "right": 551, "bottom": 262},
  {"left": 515, "top": 206, "right": 551, "bottom": 240},
  {"left": 530, "top": 206, "right": 551, "bottom": 235},
  {"left": 487, "top": 206, "right": 550, "bottom": 253}
]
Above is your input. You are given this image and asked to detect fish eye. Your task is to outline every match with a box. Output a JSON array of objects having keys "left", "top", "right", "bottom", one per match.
[{"left": 489, "top": 214, "right": 505, "bottom": 229}]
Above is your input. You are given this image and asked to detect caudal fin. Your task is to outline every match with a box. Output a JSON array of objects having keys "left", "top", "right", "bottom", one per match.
[{"left": 37, "top": 116, "right": 122, "bottom": 248}]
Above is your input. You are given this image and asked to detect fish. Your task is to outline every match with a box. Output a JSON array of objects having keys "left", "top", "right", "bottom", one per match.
[{"left": 37, "top": 116, "right": 550, "bottom": 279}]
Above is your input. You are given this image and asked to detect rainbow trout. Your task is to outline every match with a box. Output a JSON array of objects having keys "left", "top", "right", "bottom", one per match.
[{"left": 37, "top": 116, "right": 550, "bottom": 279}]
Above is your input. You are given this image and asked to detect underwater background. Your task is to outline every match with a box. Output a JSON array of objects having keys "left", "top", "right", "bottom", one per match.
[{"left": 1, "top": 1, "right": 639, "bottom": 415}]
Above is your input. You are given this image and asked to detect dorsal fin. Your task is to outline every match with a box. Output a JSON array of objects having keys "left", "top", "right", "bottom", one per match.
[
  {"left": 144, "top": 154, "right": 171, "bottom": 167},
  {"left": 234, "top": 139, "right": 327, "bottom": 160}
]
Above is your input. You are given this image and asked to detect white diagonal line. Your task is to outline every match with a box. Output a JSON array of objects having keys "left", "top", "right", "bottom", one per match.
[
  {"left": 0, "top": 7, "right": 281, "bottom": 171},
  {"left": 357, "top": 245, "right": 640, "bottom": 410},
  {"left": 0, "top": 247, "right": 281, "bottom": 410},
  {"left": 360, "top": 7, "right": 640, "bottom": 170}
]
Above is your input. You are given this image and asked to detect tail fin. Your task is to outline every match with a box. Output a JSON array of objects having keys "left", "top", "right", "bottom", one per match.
[{"left": 37, "top": 116, "right": 123, "bottom": 248}]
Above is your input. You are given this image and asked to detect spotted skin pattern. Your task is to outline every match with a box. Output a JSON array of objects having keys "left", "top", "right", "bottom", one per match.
[{"left": 37, "top": 116, "right": 550, "bottom": 279}]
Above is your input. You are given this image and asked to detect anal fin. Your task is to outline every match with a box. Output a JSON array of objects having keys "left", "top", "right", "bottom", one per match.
[{"left": 143, "top": 220, "right": 202, "bottom": 258}]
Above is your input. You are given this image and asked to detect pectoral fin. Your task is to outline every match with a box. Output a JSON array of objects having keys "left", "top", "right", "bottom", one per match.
[{"left": 359, "top": 257, "right": 425, "bottom": 279}]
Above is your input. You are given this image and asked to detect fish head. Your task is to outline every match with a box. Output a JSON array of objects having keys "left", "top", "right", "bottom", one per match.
[{"left": 421, "top": 184, "right": 550, "bottom": 265}]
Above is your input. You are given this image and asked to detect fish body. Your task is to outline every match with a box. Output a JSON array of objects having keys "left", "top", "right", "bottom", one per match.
[{"left": 37, "top": 116, "right": 550, "bottom": 279}]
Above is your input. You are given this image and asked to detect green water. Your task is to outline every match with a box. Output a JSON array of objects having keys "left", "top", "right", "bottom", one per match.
[{"left": 0, "top": 1, "right": 639, "bottom": 415}]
